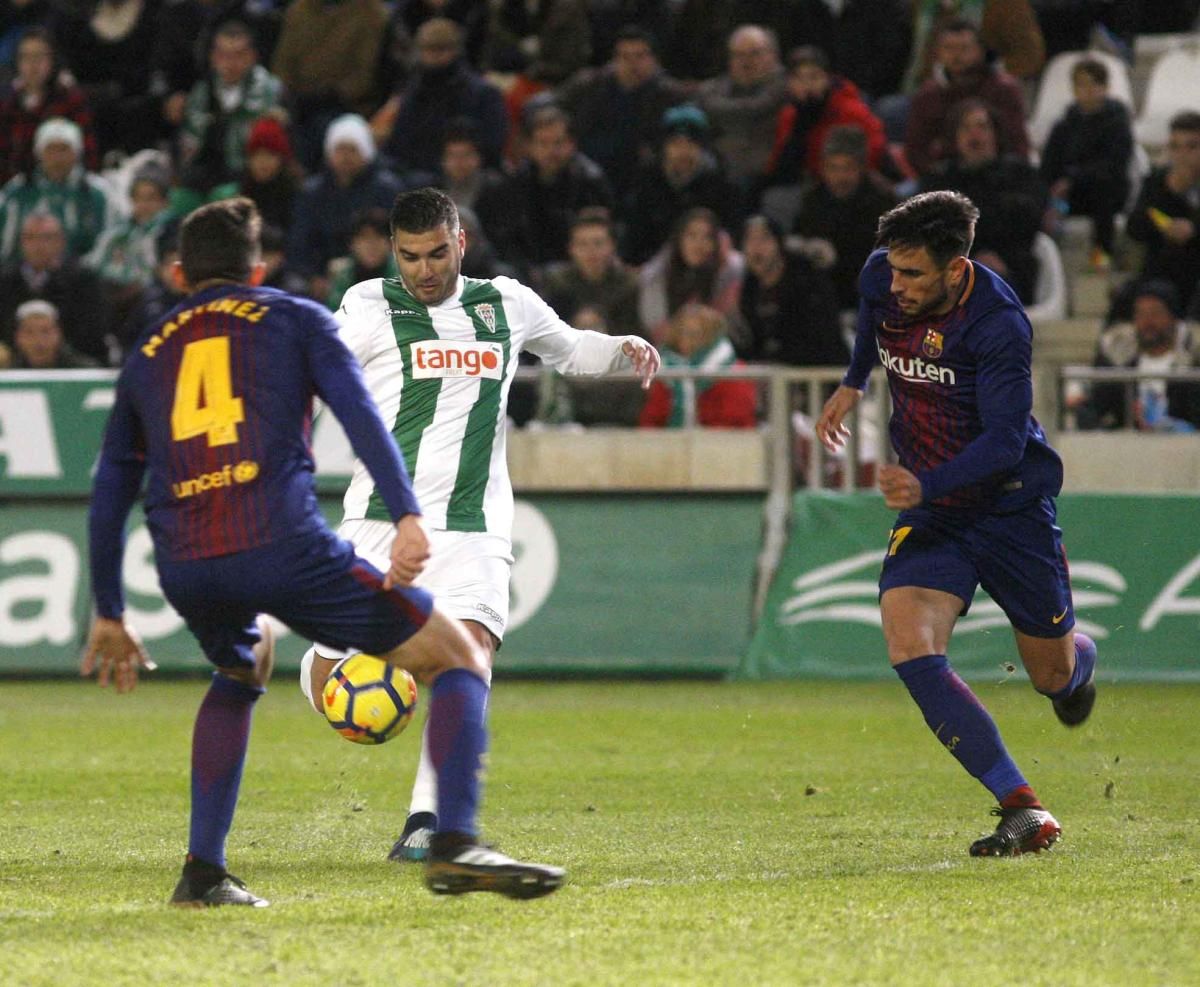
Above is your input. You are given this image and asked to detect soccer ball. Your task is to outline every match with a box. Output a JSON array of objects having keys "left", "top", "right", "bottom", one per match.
[{"left": 322, "top": 653, "right": 418, "bottom": 745}]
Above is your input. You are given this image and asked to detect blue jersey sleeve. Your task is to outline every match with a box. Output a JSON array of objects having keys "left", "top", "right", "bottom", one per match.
[
  {"left": 89, "top": 375, "right": 147, "bottom": 618},
  {"left": 917, "top": 309, "right": 1032, "bottom": 503},
  {"left": 302, "top": 303, "right": 422, "bottom": 520},
  {"left": 843, "top": 296, "right": 879, "bottom": 390},
  {"left": 843, "top": 251, "right": 888, "bottom": 390}
]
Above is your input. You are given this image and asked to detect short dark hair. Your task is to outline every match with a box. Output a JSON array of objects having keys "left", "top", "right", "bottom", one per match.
[
  {"left": 259, "top": 221, "right": 285, "bottom": 254},
  {"left": 525, "top": 104, "right": 573, "bottom": 139},
  {"left": 442, "top": 116, "right": 482, "bottom": 149},
  {"left": 1133, "top": 278, "right": 1181, "bottom": 317},
  {"left": 876, "top": 191, "right": 979, "bottom": 267},
  {"left": 389, "top": 186, "right": 459, "bottom": 236},
  {"left": 179, "top": 197, "right": 261, "bottom": 285},
  {"left": 351, "top": 206, "right": 392, "bottom": 239},
  {"left": 213, "top": 20, "right": 255, "bottom": 47},
  {"left": 614, "top": 24, "right": 657, "bottom": 53},
  {"left": 1169, "top": 110, "right": 1200, "bottom": 135},
  {"left": 570, "top": 206, "right": 613, "bottom": 237},
  {"left": 788, "top": 45, "right": 829, "bottom": 72},
  {"left": 1071, "top": 56, "right": 1108, "bottom": 86},
  {"left": 822, "top": 124, "right": 867, "bottom": 162}
]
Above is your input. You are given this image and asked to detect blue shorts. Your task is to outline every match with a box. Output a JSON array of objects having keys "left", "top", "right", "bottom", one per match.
[
  {"left": 878, "top": 497, "right": 1074, "bottom": 638},
  {"left": 157, "top": 529, "right": 433, "bottom": 671}
]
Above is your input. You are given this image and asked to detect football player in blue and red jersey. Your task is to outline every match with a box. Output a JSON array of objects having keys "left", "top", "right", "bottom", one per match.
[
  {"left": 82, "top": 198, "right": 563, "bottom": 905},
  {"left": 816, "top": 190, "right": 1097, "bottom": 857}
]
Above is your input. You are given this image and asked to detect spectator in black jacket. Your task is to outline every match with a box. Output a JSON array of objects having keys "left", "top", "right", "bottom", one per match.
[
  {"left": 557, "top": 25, "right": 687, "bottom": 200},
  {"left": 792, "top": 125, "right": 897, "bottom": 313},
  {"left": 620, "top": 103, "right": 742, "bottom": 266},
  {"left": 373, "top": 17, "right": 508, "bottom": 176},
  {"left": 0, "top": 211, "right": 109, "bottom": 363},
  {"left": 9, "top": 298, "right": 98, "bottom": 368},
  {"left": 542, "top": 207, "right": 642, "bottom": 339},
  {"left": 920, "top": 99, "right": 1047, "bottom": 303},
  {"left": 1039, "top": 56, "right": 1132, "bottom": 266},
  {"left": 437, "top": 118, "right": 506, "bottom": 216},
  {"left": 1125, "top": 111, "right": 1200, "bottom": 314},
  {"left": 476, "top": 104, "right": 611, "bottom": 279},
  {"left": 1071, "top": 279, "right": 1200, "bottom": 432},
  {"left": 287, "top": 113, "right": 404, "bottom": 300},
  {"left": 736, "top": 214, "right": 843, "bottom": 366}
]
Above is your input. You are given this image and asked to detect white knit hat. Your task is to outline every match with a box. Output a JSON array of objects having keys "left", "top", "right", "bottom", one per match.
[
  {"left": 323, "top": 114, "right": 375, "bottom": 163},
  {"left": 34, "top": 117, "right": 83, "bottom": 155},
  {"left": 16, "top": 299, "right": 60, "bottom": 324}
]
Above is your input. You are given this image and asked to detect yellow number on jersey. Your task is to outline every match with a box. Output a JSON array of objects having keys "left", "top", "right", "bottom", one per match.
[{"left": 170, "top": 337, "right": 245, "bottom": 447}]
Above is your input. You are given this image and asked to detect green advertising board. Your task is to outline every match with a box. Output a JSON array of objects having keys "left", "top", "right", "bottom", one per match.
[
  {"left": 740, "top": 491, "right": 1200, "bottom": 682},
  {"left": 0, "top": 372, "right": 355, "bottom": 496},
  {"left": 0, "top": 496, "right": 761, "bottom": 676}
]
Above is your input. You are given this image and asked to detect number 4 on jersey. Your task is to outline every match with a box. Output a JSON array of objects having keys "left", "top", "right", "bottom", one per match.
[{"left": 171, "top": 337, "right": 245, "bottom": 447}]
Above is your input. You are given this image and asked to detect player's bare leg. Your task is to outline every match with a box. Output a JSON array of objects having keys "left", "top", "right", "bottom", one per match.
[
  {"left": 882, "top": 587, "right": 1060, "bottom": 856},
  {"left": 376, "top": 607, "right": 564, "bottom": 898},
  {"left": 1015, "top": 628, "right": 1098, "bottom": 728},
  {"left": 220, "top": 615, "right": 276, "bottom": 691},
  {"left": 390, "top": 620, "right": 498, "bottom": 862}
]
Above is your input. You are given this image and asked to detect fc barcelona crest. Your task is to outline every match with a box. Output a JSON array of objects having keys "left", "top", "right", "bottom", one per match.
[
  {"left": 922, "top": 329, "right": 944, "bottom": 358},
  {"left": 475, "top": 302, "right": 497, "bottom": 333}
]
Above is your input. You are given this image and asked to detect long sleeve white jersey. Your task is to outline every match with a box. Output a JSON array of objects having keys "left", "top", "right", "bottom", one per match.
[{"left": 335, "top": 274, "right": 634, "bottom": 540}]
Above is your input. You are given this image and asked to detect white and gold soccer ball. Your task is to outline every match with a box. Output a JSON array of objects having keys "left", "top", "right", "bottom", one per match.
[{"left": 322, "top": 653, "right": 418, "bottom": 745}]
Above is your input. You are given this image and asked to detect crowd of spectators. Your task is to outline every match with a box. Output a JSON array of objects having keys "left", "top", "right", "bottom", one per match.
[{"left": 1, "top": 0, "right": 1199, "bottom": 431}]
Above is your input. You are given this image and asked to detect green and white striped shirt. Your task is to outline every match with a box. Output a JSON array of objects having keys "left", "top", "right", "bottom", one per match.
[{"left": 336, "top": 275, "right": 634, "bottom": 539}]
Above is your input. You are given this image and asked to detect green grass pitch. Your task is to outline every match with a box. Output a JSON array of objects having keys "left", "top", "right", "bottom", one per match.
[{"left": 1, "top": 679, "right": 1198, "bottom": 986}]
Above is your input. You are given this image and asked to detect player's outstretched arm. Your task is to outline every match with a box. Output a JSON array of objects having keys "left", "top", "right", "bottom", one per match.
[
  {"left": 81, "top": 615, "right": 157, "bottom": 694},
  {"left": 384, "top": 514, "right": 431, "bottom": 590},
  {"left": 621, "top": 337, "right": 661, "bottom": 389},
  {"left": 816, "top": 385, "right": 863, "bottom": 452}
]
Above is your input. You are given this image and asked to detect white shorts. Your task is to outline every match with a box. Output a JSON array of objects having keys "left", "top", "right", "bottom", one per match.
[{"left": 338, "top": 518, "right": 513, "bottom": 643}]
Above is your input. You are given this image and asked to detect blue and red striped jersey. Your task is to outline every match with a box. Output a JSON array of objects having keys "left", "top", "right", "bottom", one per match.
[
  {"left": 844, "top": 249, "right": 1063, "bottom": 509},
  {"left": 98, "top": 283, "right": 419, "bottom": 567}
]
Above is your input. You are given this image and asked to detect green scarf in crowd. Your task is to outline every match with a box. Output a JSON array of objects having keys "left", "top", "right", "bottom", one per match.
[{"left": 660, "top": 336, "right": 737, "bottom": 428}]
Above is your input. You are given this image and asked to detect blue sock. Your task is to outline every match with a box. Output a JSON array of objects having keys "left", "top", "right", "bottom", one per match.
[
  {"left": 188, "top": 674, "right": 262, "bottom": 869},
  {"left": 895, "top": 654, "right": 1028, "bottom": 802},
  {"left": 1046, "top": 632, "right": 1097, "bottom": 701},
  {"left": 427, "top": 668, "right": 489, "bottom": 838}
]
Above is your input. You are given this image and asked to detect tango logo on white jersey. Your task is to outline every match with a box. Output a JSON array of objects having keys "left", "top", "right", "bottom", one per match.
[
  {"left": 410, "top": 340, "right": 504, "bottom": 379},
  {"left": 877, "top": 340, "right": 957, "bottom": 385}
]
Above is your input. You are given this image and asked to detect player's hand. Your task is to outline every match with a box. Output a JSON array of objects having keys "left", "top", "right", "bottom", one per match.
[
  {"left": 1166, "top": 217, "right": 1196, "bottom": 244},
  {"left": 81, "top": 616, "right": 156, "bottom": 694},
  {"left": 878, "top": 464, "right": 923, "bottom": 510},
  {"left": 385, "top": 514, "right": 430, "bottom": 589},
  {"left": 622, "top": 338, "right": 661, "bottom": 389},
  {"left": 815, "top": 385, "right": 862, "bottom": 452}
]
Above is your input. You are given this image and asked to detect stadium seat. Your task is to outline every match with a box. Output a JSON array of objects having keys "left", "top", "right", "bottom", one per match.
[
  {"left": 1028, "top": 50, "right": 1136, "bottom": 150},
  {"left": 1026, "top": 231, "right": 1070, "bottom": 322},
  {"left": 1134, "top": 48, "right": 1200, "bottom": 150}
]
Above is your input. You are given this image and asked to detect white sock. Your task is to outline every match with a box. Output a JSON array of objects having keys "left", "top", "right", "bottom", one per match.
[
  {"left": 408, "top": 715, "right": 438, "bottom": 818},
  {"left": 299, "top": 643, "right": 348, "bottom": 708}
]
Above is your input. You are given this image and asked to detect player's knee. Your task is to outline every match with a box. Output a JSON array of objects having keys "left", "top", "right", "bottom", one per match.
[
  {"left": 441, "top": 634, "right": 490, "bottom": 682},
  {"left": 1029, "top": 663, "right": 1071, "bottom": 695}
]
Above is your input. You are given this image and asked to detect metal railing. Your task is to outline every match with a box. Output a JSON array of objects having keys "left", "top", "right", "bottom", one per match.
[
  {"left": 1059, "top": 365, "right": 1200, "bottom": 431},
  {"left": 515, "top": 363, "right": 894, "bottom": 618}
]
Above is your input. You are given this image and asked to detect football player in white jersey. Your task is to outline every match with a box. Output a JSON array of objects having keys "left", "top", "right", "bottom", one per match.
[{"left": 300, "top": 186, "right": 660, "bottom": 860}]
